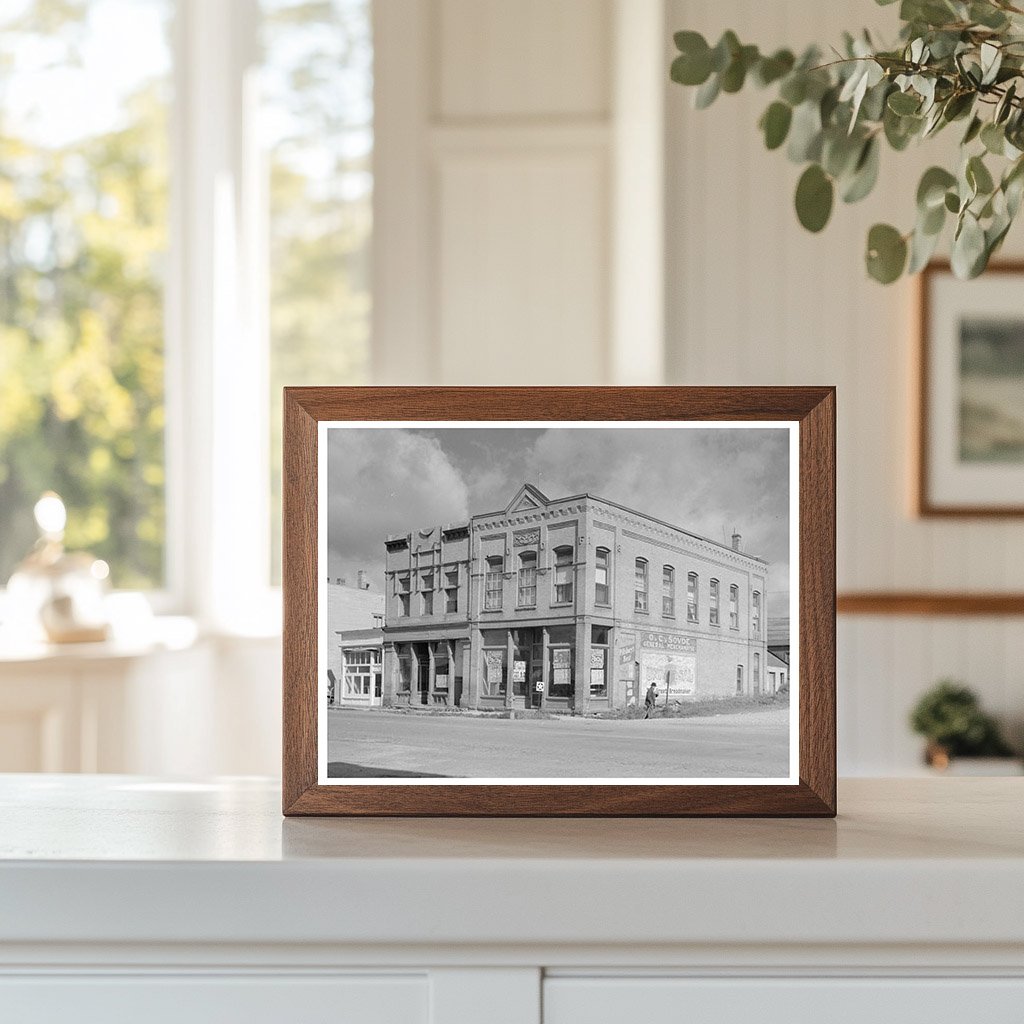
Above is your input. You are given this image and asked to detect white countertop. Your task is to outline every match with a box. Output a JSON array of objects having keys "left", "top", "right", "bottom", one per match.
[{"left": 2, "top": 776, "right": 1023, "bottom": 951}]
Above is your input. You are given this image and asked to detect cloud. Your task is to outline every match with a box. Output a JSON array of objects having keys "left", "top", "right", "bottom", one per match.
[
  {"left": 326, "top": 429, "right": 469, "bottom": 590},
  {"left": 325, "top": 425, "right": 792, "bottom": 604}
]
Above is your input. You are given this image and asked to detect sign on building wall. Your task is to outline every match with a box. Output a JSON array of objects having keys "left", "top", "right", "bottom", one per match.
[
  {"left": 617, "top": 633, "right": 637, "bottom": 671},
  {"left": 638, "top": 633, "right": 697, "bottom": 698}
]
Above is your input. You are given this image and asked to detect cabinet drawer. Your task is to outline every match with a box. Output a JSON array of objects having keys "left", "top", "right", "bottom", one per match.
[
  {"left": 544, "top": 977, "right": 1024, "bottom": 1024},
  {"left": 0, "top": 974, "right": 427, "bottom": 1024}
]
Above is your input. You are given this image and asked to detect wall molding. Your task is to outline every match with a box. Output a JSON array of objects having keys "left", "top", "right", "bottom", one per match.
[{"left": 838, "top": 593, "right": 1024, "bottom": 616}]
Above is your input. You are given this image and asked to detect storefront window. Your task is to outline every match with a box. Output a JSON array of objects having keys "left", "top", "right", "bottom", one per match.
[
  {"left": 549, "top": 647, "right": 573, "bottom": 698},
  {"left": 590, "top": 625, "right": 609, "bottom": 698},
  {"left": 634, "top": 558, "right": 648, "bottom": 612},
  {"left": 710, "top": 579, "right": 720, "bottom": 625},
  {"left": 484, "top": 555, "right": 503, "bottom": 610},
  {"left": 687, "top": 572, "right": 698, "bottom": 622},
  {"left": 434, "top": 642, "right": 450, "bottom": 691},
  {"left": 397, "top": 646, "right": 412, "bottom": 691},
  {"left": 482, "top": 647, "right": 507, "bottom": 697},
  {"left": 343, "top": 649, "right": 377, "bottom": 696},
  {"left": 517, "top": 550, "right": 537, "bottom": 607},
  {"left": 595, "top": 547, "right": 610, "bottom": 605},
  {"left": 553, "top": 546, "right": 573, "bottom": 603},
  {"left": 663, "top": 565, "right": 675, "bottom": 617}
]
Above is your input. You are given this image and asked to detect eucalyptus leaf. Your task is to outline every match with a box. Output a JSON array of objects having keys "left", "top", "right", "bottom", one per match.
[
  {"left": 787, "top": 101, "right": 823, "bottom": 162},
  {"left": 967, "top": 154, "right": 995, "bottom": 195},
  {"left": 951, "top": 212, "right": 986, "bottom": 278},
  {"left": 760, "top": 101, "right": 793, "bottom": 150},
  {"left": 795, "top": 164, "right": 834, "bottom": 232},
  {"left": 694, "top": 73, "right": 721, "bottom": 109},
  {"left": 917, "top": 166, "right": 957, "bottom": 210},
  {"left": 981, "top": 121, "right": 1006, "bottom": 155},
  {"left": 888, "top": 90, "right": 921, "bottom": 115},
  {"left": 908, "top": 221, "right": 943, "bottom": 273},
  {"left": 842, "top": 137, "right": 881, "bottom": 203},
  {"left": 866, "top": 223, "right": 908, "bottom": 283}
]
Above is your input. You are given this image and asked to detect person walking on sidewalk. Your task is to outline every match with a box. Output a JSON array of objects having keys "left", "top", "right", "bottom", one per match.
[{"left": 643, "top": 682, "right": 659, "bottom": 719}]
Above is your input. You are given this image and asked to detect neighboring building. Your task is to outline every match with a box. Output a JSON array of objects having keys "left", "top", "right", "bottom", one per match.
[
  {"left": 337, "top": 627, "right": 384, "bottom": 707},
  {"left": 767, "top": 615, "right": 790, "bottom": 666},
  {"left": 326, "top": 575, "right": 385, "bottom": 707},
  {"left": 766, "top": 652, "right": 789, "bottom": 695},
  {"left": 381, "top": 484, "right": 770, "bottom": 713}
]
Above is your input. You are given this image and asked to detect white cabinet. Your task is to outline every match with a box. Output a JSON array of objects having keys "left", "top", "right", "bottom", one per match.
[
  {"left": 1, "top": 975, "right": 428, "bottom": 1024},
  {"left": 544, "top": 977, "right": 1024, "bottom": 1024},
  {"left": 1, "top": 777, "right": 1022, "bottom": 1024}
]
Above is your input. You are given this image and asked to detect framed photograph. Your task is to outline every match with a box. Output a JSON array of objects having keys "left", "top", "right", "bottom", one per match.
[
  {"left": 918, "top": 261, "right": 1024, "bottom": 516},
  {"left": 283, "top": 387, "right": 835, "bottom": 816}
]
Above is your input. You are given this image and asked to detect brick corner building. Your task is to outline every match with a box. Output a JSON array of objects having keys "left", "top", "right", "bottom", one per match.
[{"left": 381, "top": 484, "right": 771, "bottom": 713}]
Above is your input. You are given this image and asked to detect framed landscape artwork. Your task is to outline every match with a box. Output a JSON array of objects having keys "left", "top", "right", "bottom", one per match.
[
  {"left": 282, "top": 387, "right": 836, "bottom": 816},
  {"left": 918, "top": 262, "right": 1024, "bottom": 516}
]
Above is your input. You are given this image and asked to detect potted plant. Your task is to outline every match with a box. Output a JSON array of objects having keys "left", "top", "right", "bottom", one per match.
[
  {"left": 670, "top": 0, "right": 1024, "bottom": 283},
  {"left": 909, "top": 680, "right": 1018, "bottom": 771}
]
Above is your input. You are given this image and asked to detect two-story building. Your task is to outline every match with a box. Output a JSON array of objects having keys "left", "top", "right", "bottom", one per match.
[{"left": 381, "top": 484, "right": 771, "bottom": 713}]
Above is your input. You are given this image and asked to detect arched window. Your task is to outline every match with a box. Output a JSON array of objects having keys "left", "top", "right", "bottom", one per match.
[
  {"left": 709, "top": 578, "right": 720, "bottom": 625},
  {"left": 729, "top": 584, "right": 739, "bottom": 629},
  {"left": 553, "top": 546, "right": 574, "bottom": 603},
  {"left": 752, "top": 590, "right": 762, "bottom": 637},
  {"left": 517, "top": 550, "right": 537, "bottom": 607},
  {"left": 484, "top": 555, "right": 504, "bottom": 611},
  {"left": 662, "top": 565, "right": 675, "bottom": 617},
  {"left": 634, "top": 558, "right": 648, "bottom": 613},
  {"left": 595, "top": 547, "right": 610, "bottom": 605},
  {"left": 687, "top": 572, "right": 698, "bottom": 622}
]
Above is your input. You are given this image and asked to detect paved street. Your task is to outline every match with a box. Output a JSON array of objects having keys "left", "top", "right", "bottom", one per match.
[{"left": 326, "top": 707, "right": 790, "bottom": 779}]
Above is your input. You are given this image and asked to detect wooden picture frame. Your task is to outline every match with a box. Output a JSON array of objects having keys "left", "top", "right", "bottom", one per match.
[
  {"left": 917, "top": 260, "right": 1024, "bottom": 517},
  {"left": 283, "top": 387, "right": 836, "bottom": 816}
]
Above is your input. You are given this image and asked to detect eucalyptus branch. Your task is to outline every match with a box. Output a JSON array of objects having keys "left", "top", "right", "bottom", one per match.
[{"left": 670, "top": 0, "right": 1024, "bottom": 283}]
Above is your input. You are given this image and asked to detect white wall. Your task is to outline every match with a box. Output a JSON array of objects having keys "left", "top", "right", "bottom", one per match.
[{"left": 665, "top": 0, "right": 1024, "bottom": 772}]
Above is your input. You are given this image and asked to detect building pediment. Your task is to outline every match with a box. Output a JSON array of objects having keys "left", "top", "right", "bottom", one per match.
[{"left": 504, "top": 483, "right": 550, "bottom": 514}]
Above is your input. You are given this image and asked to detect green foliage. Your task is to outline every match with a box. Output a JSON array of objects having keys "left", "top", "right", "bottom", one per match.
[
  {"left": 909, "top": 680, "right": 1015, "bottom": 756},
  {"left": 670, "top": 0, "right": 1024, "bottom": 282}
]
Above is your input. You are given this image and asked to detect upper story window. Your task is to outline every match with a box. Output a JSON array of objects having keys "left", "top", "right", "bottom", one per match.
[
  {"left": 553, "top": 546, "right": 573, "bottom": 604},
  {"left": 484, "top": 555, "right": 503, "bottom": 611},
  {"left": 595, "top": 547, "right": 610, "bottom": 605},
  {"left": 729, "top": 584, "right": 739, "bottom": 629},
  {"left": 634, "top": 558, "right": 648, "bottom": 613},
  {"left": 752, "top": 591, "right": 762, "bottom": 637},
  {"left": 687, "top": 572, "right": 698, "bottom": 623},
  {"left": 709, "top": 579, "right": 720, "bottom": 626},
  {"left": 445, "top": 569, "right": 459, "bottom": 613},
  {"left": 398, "top": 573, "right": 410, "bottom": 617},
  {"left": 662, "top": 565, "right": 675, "bottom": 617},
  {"left": 518, "top": 550, "right": 537, "bottom": 607},
  {"left": 420, "top": 570, "right": 434, "bottom": 615}
]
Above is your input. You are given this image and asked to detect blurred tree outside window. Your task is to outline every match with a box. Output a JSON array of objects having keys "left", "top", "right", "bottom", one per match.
[
  {"left": 0, "top": 0, "right": 172, "bottom": 589},
  {"left": 262, "top": 0, "right": 372, "bottom": 583}
]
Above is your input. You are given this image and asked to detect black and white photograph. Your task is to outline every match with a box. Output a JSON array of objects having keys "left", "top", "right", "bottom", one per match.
[{"left": 317, "top": 422, "right": 798, "bottom": 784}]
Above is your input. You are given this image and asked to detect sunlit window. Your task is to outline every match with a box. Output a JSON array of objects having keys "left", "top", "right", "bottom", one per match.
[
  {"left": 0, "top": 0, "right": 172, "bottom": 588},
  {"left": 262, "top": 0, "right": 373, "bottom": 581}
]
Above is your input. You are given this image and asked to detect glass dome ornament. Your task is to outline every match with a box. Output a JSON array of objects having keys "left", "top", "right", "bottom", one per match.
[{"left": 5, "top": 492, "right": 111, "bottom": 644}]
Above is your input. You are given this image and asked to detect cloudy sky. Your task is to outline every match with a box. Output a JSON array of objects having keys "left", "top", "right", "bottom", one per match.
[{"left": 326, "top": 426, "right": 792, "bottom": 600}]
